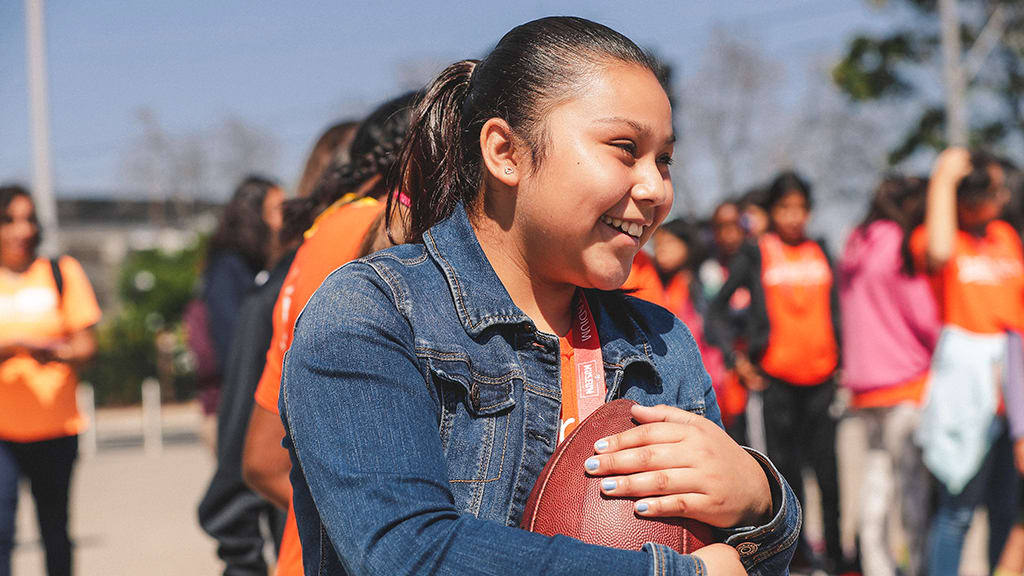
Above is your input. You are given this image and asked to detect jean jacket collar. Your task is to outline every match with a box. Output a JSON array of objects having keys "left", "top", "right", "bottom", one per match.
[{"left": 422, "top": 203, "right": 656, "bottom": 376}]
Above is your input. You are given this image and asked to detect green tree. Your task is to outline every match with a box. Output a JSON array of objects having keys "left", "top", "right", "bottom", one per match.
[
  {"left": 81, "top": 241, "right": 204, "bottom": 405},
  {"left": 833, "top": 0, "right": 1024, "bottom": 164}
]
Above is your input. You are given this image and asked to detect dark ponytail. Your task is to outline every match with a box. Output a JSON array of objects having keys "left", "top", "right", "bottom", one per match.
[
  {"left": 280, "top": 92, "right": 419, "bottom": 245},
  {"left": 390, "top": 17, "right": 660, "bottom": 243},
  {"left": 390, "top": 60, "right": 478, "bottom": 245},
  {"left": 857, "top": 174, "right": 927, "bottom": 275}
]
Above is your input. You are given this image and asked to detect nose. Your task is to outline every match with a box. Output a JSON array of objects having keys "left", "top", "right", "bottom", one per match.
[{"left": 631, "top": 160, "right": 673, "bottom": 213}]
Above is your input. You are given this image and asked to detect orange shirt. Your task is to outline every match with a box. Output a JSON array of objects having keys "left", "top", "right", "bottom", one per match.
[
  {"left": 851, "top": 372, "right": 929, "bottom": 409},
  {"left": 0, "top": 256, "right": 101, "bottom": 441},
  {"left": 622, "top": 251, "right": 666, "bottom": 307},
  {"left": 275, "top": 511, "right": 303, "bottom": 576},
  {"left": 254, "top": 197, "right": 383, "bottom": 414},
  {"left": 758, "top": 234, "right": 838, "bottom": 385},
  {"left": 253, "top": 196, "right": 383, "bottom": 576},
  {"left": 910, "top": 221, "right": 1024, "bottom": 334}
]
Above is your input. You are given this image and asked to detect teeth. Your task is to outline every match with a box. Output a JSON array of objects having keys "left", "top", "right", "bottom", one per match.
[{"left": 601, "top": 215, "right": 644, "bottom": 238}]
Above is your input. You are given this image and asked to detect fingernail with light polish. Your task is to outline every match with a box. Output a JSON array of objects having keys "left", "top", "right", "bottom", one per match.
[
  {"left": 594, "top": 439, "right": 609, "bottom": 451},
  {"left": 585, "top": 457, "right": 599, "bottom": 471},
  {"left": 636, "top": 502, "right": 649, "bottom": 513},
  {"left": 601, "top": 479, "right": 617, "bottom": 491}
]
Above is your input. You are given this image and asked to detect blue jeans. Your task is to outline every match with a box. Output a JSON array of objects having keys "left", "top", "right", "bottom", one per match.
[
  {"left": 0, "top": 436, "right": 78, "bottom": 576},
  {"left": 927, "top": 421, "right": 1018, "bottom": 576}
]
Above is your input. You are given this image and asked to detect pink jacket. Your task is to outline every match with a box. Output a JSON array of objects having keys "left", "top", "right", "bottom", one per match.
[{"left": 840, "top": 220, "right": 940, "bottom": 393}]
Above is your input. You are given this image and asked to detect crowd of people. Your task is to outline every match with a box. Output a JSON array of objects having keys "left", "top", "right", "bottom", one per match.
[{"left": 4, "top": 14, "right": 1024, "bottom": 576}]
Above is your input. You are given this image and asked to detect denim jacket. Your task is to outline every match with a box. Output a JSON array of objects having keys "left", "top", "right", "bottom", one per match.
[{"left": 281, "top": 204, "right": 800, "bottom": 576}]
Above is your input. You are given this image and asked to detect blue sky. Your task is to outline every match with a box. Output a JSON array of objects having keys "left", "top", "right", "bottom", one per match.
[{"left": 1, "top": 1, "right": 887, "bottom": 198}]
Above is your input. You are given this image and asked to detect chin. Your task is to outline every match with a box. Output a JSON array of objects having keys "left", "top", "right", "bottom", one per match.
[{"left": 586, "top": 265, "right": 632, "bottom": 291}]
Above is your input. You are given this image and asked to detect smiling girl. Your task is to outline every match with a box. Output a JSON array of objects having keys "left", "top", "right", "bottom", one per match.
[{"left": 280, "top": 17, "right": 799, "bottom": 576}]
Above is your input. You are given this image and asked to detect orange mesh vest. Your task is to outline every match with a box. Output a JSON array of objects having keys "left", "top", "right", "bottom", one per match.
[{"left": 758, "top": 234, "right": 838, "bottom": 385}]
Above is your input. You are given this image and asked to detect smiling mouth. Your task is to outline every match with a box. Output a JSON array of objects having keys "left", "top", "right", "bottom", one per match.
[{"left": 600, "top": 215, "right": 645, "bottom": 239}]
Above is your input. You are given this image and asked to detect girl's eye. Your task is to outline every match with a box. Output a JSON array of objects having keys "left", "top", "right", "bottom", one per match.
[
  {"left": 657, "top": 154, "right": 674, "bottom": 167},
  {"left": 613, "top": 141, "right": 637, "bottom": 157}
]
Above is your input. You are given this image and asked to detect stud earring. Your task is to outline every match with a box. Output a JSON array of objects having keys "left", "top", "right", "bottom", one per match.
[{"left": 504, "top": 166, "right": 514, "bottom": 175}]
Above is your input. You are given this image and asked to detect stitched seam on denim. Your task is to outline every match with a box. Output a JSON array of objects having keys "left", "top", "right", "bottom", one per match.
[
  {"left": 365, "top": 259, "right": 410, "bottom": 317},
  {"left": 730, "top": 450, "right": 782, "bottom": 540},
  {"left": 523, "top": 383, "right": 559, "bottom": 401},
  {"left": 426, "top": 229, "right": 529, "bottom": 329},
  {"left": 740, "top": 449, "right": 802, "bottom": 566},
  {"left": 369, "top": 249, "right": 429, "bottom": 266},
  {"left": 749, "top": 508, "right": 801, "bottom": 566},
  {"left": 426, "top": 229, "right": 478, "bottom": 331},
  {"left": 417, "top": 348, "right": 526, "bottom": 386},
  {"left": 476, "top": 416, "right": 496, "bottom": 509},
  {"left": 449, "top": 410, "right": 510, "bottom": 486},
  {"left": 618, "top": 294, "right": 655, "bottom": 359}
]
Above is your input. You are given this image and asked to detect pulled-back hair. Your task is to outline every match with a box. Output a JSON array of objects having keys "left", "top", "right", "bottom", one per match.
[
  {"left": 765, "top": 170, "right": 813, "bottom": 211},
  {"left": 280, "top": 92, "right": 419, "bottom": 245},
  {"left": 391, "top": 16, "right": 660, "bottom": 243}
]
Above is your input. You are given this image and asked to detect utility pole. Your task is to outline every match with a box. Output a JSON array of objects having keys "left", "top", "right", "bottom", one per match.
[
  {"left": 938, "top": 0, "right": 968, "bottom": 147},
  {"left": 25, "top": 0, "right": 59, "bottom": 254}
]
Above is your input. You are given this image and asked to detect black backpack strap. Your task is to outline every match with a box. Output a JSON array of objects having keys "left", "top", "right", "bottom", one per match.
[{"left": 50, "top": 257, "right": 64, "bottom": 301}]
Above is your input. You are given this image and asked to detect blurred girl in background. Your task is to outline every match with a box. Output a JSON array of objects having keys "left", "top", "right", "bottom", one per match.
[
  {"left": 912, "top": 149, "right": 1022, "bottom": 576},
  {"left": 196, "top": 176, "right": 284, "bottom": 419},
  {"left": 708, "top": 171, "right": 843, "bottom": 573},
  {"left": 840, "top": 174, "right": 938, "bottom": 576},
  {"left": 0, "top": 185, "right": 101, "bottom": 576}
]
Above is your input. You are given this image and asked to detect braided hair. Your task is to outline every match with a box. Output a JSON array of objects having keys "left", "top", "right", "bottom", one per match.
[{"left": 280, "top": 92, "right": 420, "bottom": 245}]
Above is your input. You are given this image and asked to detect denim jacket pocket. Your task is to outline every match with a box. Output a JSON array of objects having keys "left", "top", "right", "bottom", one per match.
[{"left": 421, "top": 348, "right": 522, "bottom": 516}]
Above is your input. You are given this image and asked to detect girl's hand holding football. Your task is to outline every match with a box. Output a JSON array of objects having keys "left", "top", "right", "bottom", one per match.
[{"left": 585, "top": 404, "right": 772, "bottom": 529}]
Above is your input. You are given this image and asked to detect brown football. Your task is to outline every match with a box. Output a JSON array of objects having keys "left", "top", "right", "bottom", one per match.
[{"left": 521, "top": 398, "right": 714, "bottom": 554}]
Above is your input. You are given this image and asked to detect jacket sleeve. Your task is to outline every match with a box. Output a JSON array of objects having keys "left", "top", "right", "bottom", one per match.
[
  {"left": 706, "top": 242, "right": 770, "bottom": 366},
  {"left": 280, "top": 262, "right": 707, "bottom": 576}
]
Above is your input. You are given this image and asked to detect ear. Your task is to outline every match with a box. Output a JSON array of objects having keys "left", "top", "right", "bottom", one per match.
[{"left": 479, "top": 118, "right": 521, "bottom": 188}]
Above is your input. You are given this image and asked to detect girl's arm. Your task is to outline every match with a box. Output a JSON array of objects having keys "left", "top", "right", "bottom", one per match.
[
  {"left": 925, "top": 148, "right": 972, "bottom": 271},
  {"left": 706, "top": 243, "right": 768, "bottom": 390},
  {"left": 282, "top": 263, "right": 702, "bottom": 576},
  {"left": 241, "top": 404, "right": 291, "bottom": 511},
  {"left": 705, "top": 245, "right": 755, "bottom": 365}
]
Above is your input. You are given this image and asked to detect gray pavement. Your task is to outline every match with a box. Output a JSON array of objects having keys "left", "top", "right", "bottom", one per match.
[{"left": 12, "top": 402, "right": 220, "bottom": 576}]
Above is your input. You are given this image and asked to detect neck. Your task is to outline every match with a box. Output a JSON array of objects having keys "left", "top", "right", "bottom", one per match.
[
  {"left": 1, "top": 256, "right": 33, "bottom": 274},
  {"left": 473, "top": 218, "right": 576, "bottom": 337}
]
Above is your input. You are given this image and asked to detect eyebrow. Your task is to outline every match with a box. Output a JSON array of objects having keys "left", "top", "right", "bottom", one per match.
[{"left": 593, "top": 117, "right": 676, "bottom": 145}]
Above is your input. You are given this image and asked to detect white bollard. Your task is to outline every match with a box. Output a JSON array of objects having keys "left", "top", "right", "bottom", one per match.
[
  {"left": 77, "top": 382, "right": 97, "bottom": 457},
  {"left": 142, "top": 377, "right": 162, "bottom": 457}
]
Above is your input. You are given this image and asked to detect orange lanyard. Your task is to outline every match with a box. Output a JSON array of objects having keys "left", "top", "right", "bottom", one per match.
[{"left": 567, "top": 291, "right": 606, "bottom": 421}]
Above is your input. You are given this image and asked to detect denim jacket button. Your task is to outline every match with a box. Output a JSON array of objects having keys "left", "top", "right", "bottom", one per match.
[
  {"left": 469, "top": 383, "right": 481, "bottom": 411},
  {"left": 736, "top": 542, "right": 758, "bottom": 557}
]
